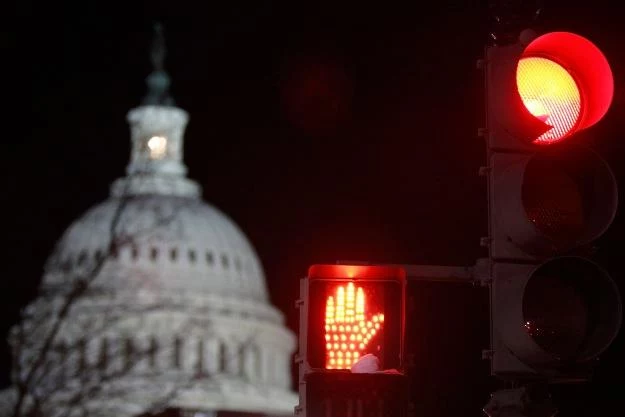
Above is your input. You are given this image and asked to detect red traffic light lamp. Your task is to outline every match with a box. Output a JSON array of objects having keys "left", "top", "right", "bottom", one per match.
[{"left": 486, "top": 31, "right": 614, "bottom": 149}]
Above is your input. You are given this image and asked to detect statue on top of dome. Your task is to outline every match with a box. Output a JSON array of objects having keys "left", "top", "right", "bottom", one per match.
[{"left": 142, "top": 22, "right": 175, "bottom": 107}]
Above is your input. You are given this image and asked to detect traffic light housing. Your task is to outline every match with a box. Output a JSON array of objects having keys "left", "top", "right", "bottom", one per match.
[
  {"left": 483, "top": 30, "right": 622, "bottom": 382},
  {"left": 296, "top": 264, "right": 408, "bottom": 417}
]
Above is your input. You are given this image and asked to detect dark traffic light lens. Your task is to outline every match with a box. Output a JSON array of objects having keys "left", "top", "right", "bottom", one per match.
[
  {"left": 523, "top": 272, "right": 590, "bottom": 360},
  {"left": 519, "top": 148, "right": 618, "bottom": 255},
  {"left": 522, "top": 258, "right": 622, "bottom": 362},
  {"left": 522, "top": 158, "right": 585, "bottom": 246}
]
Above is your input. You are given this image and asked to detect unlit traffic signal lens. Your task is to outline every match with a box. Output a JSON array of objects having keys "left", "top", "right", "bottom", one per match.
[
  {"left": 493, "top": 147, "right": 617, "bottom": 255},
  {"left": 522, "top": 158, "right": 585, "bottom": 245},
  {"left": 523, "top": 272, "right": 590, "bottom": 360},
  {"left": 522, "top": 257, "right": 622, "bottom": 363}
]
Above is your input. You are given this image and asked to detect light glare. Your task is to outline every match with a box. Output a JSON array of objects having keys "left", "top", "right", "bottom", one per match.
[
  {"left": 517, "top": 57, "right": 581, "bottom": 145},
  {"left": 147, "top": 135, "right": 168, "bottom": 159},
  {"left": 324, "top": 282, "right": 384, "bottom": 369}
]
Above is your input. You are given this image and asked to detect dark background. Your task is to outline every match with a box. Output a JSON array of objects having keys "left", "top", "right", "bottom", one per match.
[{"left": 4, "top": 1, "right": 624, "bottom": 416}]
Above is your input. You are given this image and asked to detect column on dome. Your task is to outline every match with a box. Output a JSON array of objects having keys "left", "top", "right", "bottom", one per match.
[
  {"left": 254, "top": 344, "right": 263, "bottom": 380},
  {"left": 50, "top": 340, "right": 68, "bottom": 383},
  {"left": 155, "top": 335, "right": 175, "bottom": 371},
  {"left": 103, "top": 337, "right": 124, "bottom": 376},
  {"left": 131, "top": 335, "right": 152, "bottom": 373},
  {"left": 179, "top": 336, "right": 199, "bottom": 372},
  {"left": 228, "top": 340, "right": 241, "bottom": 375},
  {"left": 63, "top": 338, "right": 82, "bottom": 379},
  {"left": 261, "top": 347, "right": 274, "bottom": 384},
  {"left": 38, "top": 341, "right": 61, "bottom": 386},
  {"left": 239, "top": 343, "right": 262, "bottom": 381},
  {"left": 275, "top": 349, "right": 290, "bottom": 389},
  {"left": 241, "top": 344, "right": 253, "bottom": 380},
  {"left": 203, "top": 337, "right": 219, "bottom": 375},
  {"left": 84, "top": 337, "right": 101, "bottom": 369}
]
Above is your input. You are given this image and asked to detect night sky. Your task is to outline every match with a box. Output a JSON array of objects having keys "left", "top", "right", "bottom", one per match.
[{"left": 5, "top": 1, "right": 625, "bottom": 416}]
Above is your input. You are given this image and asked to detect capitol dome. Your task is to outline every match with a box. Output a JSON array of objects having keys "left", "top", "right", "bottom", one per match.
[
  {"left": 0, "top": 26, "right": 297, "bottom": 417},
  {"left": 45, "top": 195, "right": 269, "bottom": 302}
]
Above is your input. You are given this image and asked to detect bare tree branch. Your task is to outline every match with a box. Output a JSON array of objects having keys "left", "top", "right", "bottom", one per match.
[
  {"left": 7, "top": 188, "right": 270, "bottom": 417},
  {"left": 11, "top": 185, "right": 135, "bottom": 417}
]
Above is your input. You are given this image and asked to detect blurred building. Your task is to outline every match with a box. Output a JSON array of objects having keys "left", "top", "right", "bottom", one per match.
[{"left": 0, "top": 26, "right": 296, "bottom": 417}]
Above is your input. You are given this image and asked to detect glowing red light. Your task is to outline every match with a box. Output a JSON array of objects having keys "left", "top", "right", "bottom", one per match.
[
  {"left": 518, "top": 32, "right": 614, "bottom": 145},
  {"left": 517, "top": 57, "right": 581, "bottom": 144},
  {"left": 308, "top": 264, "right": 404, "bottom": 371},
  {"left": 324, "top": 282, "right": 384, "bottom": 369}
]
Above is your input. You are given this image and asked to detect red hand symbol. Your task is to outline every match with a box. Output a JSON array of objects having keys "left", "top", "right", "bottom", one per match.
[{"left": 324, "top": 282, "right": 384, "bottom": 369}]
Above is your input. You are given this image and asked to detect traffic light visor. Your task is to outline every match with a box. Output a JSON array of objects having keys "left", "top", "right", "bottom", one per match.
[
  {"left": 518, "top": 32, "right": 613, "bottom": 145},
  {"left": 307, "top": 265, "right": 405, "bottom": 371}
]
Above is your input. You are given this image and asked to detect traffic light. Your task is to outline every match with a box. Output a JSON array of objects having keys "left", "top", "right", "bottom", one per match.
[
  {"left": 295, "top": 264, "right": 408, "bottom": 417},
  {"left": 483, "top": 30, "right": 623, "bottom": 382}
]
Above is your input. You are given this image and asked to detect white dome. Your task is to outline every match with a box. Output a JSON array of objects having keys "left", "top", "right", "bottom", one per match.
[
  {"left": 3, "top": 104, "right": 297, "bottom": 416},
  {"left": 44, "top": 195, "right": 268, "bottom": 301}
]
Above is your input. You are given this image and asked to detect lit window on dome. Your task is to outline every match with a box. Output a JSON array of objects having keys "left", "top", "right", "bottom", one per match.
[
  {"left": 189, "top": 249, "right": 196, "bottom": 263},
  {"left": 222, "top": 254, "right": 229, "bottom": 269},
  {"left": 206, "top": 252, "right": 214, "bottom": 265},
  {"left": 147, "top": 135, "right": 168, "bottom": 159}
]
